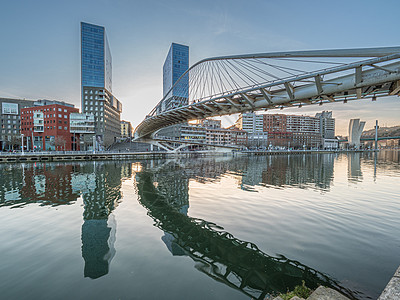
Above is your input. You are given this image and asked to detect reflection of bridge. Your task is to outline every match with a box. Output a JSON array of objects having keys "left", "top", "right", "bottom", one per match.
[
  {"left": 135, "top": 166, "right": 357, "bottom": 299},
  {"left": 135, "top": 47, "right": 400, "bottom": 140}
]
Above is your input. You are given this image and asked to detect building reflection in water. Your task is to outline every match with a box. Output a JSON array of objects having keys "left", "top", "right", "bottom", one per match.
[
  {"left": 0, "top": 152, "right": 398, "bottom": 287},
  {"left": 0, "top": 161, "right": 131, "bottom": 279},
  {"left": 348, "top": 153, "right": 363, "bottom": 182},
  {"left": 135, "top": 159, "right": 357, "bottom": 299},
  {"left": 79, "top": 162, "right": 127, "bottom": 279}
]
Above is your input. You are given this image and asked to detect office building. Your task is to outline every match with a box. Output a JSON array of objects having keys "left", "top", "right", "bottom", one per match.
[
  {"left": 263, "top": 112, "right": 336, "bottom": 148},
  {"left": 121, "top": 120, "right": 132, "bottom": 139},
  {"left": 21, "top": 103, "right": 79, "bottom": 151},
  {"left": 157, "top": 43, "right": 189, "bottom": 138},
  {"left": 263, "top": 113, "right": 320, "bottom": 148},
  {"left": 162, "top": 43, "right": 189, "bottom": 112},
  {"left": 236, "top": 112, "right": 268, "bottom": 147},
  {"left": 81, "top": 22, "right": 122, "bottom": 149},
  {"left": 316, "top": 111, "right": 337, "bottom": 149},
  {"left": 0, "top": 98, "right": 35, "bottom": 150}
]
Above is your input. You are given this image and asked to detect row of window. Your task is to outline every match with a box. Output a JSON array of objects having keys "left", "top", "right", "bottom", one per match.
[
  {"left": 22, "top": 126, "right": 69, "bottom": 131},
  {"left": 22, "top": 114, "right": 68, "bottom": 120},
  {"left": 22, "top": 108, "right": 68, "bottom": 114},
  {"left": 1, "top": 115, "right": 19, "bottom": 119},
  {"left": 1, "top": 130, "right": 18, "bottom": 134}
]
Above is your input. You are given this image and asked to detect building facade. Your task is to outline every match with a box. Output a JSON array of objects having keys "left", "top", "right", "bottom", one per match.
[
  {"left": 81, "top": 22, "right": 121, "bottom": 149},
  {"left": 236, "top": 113, "right": 268, "bottom": 147},
  {"left": 161, "top": 43, "right": 189, "bottom": 112},
  {"left": 21, "top": 103, "right": 79, "bottom": 151},
  {"left": 262, "top": 112, "right": 336, "bottom": 149},
  {"left": 121, "top": 120, "right": 132, "bottom": 139},
  {"left": 0, "top": 98, "right": 35, "bottom": 150},
  {"left": 70, "top": 113, "right": 95, "bottom": 150}
]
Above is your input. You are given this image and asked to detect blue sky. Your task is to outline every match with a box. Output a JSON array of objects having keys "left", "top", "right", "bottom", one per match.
[{"left": 0, "top": 0, "right": 399, "bottom": 134}]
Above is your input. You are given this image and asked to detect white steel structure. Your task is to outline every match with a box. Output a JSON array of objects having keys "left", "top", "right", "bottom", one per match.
[
  {"left": 348, "top": 119, "right": 366, "bottom": 148},
  {"left": 135, "top": 47, "right": 400, "bottom": 143}
]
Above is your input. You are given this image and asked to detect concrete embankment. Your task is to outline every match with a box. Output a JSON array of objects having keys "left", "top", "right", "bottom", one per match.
[{"left": 378, "top": 266, "right": 400, "bottom": 299}]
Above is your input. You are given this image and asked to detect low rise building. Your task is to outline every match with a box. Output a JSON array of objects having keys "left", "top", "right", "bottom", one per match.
[
  {"left": 21, "top": 103, "right": 79, "bottom": 151},
  {"left": 263, "top": 112, "right": 335, "bottom": 149},
  {"left": 236, "top": 113, "right": 268, "bottom": 147},
  {"left": 70, "top": 113, "right": 95, "bottom": 151},
  {"left": 0, "top": 98, "right": 35, "bottom": 150}
]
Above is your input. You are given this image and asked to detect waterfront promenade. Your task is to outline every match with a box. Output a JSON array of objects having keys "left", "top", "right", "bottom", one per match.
[{"left": 0, "top": 149, "right": 377, "bottom": 163}]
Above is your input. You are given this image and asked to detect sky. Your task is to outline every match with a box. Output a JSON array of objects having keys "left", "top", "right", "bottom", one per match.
[{"left": 0, "top": 0, "right": 399, "bottom": 135}]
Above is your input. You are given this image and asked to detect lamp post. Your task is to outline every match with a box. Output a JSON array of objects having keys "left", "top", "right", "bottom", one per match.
[{"left": 21, "top": 134, "right": 24, "bottom": 155}]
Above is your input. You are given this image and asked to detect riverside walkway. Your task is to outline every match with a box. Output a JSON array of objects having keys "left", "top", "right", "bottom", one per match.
[{"left": 0, "top": 149, "right": 377, "bottom": 163}]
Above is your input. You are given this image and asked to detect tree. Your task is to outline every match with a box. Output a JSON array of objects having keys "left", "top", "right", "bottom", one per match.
[{"left": 54, "top": 136, "right": 67, "bottom": 151}]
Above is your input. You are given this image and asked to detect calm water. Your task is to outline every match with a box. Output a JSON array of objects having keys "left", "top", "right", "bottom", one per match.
[{"left": 0, "top": 151, "right": 399, "bottom": 300}]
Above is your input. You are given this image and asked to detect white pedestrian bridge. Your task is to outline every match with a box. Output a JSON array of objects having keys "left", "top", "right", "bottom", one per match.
[{"left": 134, "top": 47, "right": 400, "bottom": 140}]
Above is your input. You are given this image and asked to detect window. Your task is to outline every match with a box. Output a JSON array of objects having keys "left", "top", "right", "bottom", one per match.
[
  {"left": 64, "top": 127, "right": 67, "bottom": 130},
  {"left": 58, "top": 114, "right": 62, "bottom": 118},
  {"left": 64, "top": 109, "right": 67, "bottom": 112},
  {"left": 64, "top": 115, "right": 67, "bottom": 118},
  {"left": 58, "top": 126, "right": 62, "bottom": 129},
  {"left": 58, "top": 108, "right": 61, "bottom": 112}
]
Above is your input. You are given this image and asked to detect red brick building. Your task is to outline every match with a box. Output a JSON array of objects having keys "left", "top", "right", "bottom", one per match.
[{"left": 21, "top": 104, "right": 79, "bottom": 151}]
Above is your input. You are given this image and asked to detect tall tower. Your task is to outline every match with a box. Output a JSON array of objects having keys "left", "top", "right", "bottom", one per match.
[
  {"left": 162, "top": 43, "right": 189, "bottom": 112},
  {"left": 81, "top": 22, "right": 112, "bottom": 96},
  {"left": 81, "top": 22, "right": 122, "bottom": 149},
  {"left": 348, "top": 119, "right": 365, "bottom": 148}
]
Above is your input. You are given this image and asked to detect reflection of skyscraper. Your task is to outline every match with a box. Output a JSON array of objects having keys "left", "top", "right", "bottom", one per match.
[
  {"left": 81, "top": 162, "right": 123, "bottom": 279},
  {"left": 81, "top": 215, "right": 116, "bottom": 279},
  {"left": 348, "top": 153, "right": 363, "bottom": 182}
]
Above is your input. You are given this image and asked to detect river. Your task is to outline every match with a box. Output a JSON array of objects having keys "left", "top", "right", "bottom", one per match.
[{"left": 0, "top": 151, "right": 399, "bottom": 299}]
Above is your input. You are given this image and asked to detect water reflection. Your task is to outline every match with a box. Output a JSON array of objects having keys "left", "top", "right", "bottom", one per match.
[
  {"left": 348, "top": 153, "right": 363, "bottom": 182},
  {"left": 148, "top": 154, "right": 336, "bottom": 192},
  {"left": 80, "top": 162, "right": 127, "bottom": 279},
  {"left": 0, "top": 151, "right": 398, "bottom": 295},
  {"left": 0, "top": 161, "right": 130, "bottom": 280},
  {"left": 135, "top": 162, "right": 356, "bottom": 299}
]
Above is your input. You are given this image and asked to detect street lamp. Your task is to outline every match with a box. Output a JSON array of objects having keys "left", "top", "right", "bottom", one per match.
[{"left": 21, "top": 134, "right": 24, "bottom": 155}]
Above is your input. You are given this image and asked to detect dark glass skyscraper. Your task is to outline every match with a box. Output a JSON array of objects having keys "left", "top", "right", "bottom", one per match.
[
  {"left": 81, "top": 22, "right": 121, "bottom": 149},
  {"left": 162, "top": 43, "right": 189, "bottom": 112}
]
